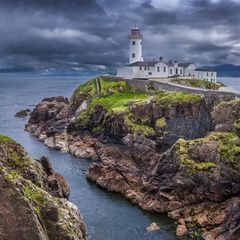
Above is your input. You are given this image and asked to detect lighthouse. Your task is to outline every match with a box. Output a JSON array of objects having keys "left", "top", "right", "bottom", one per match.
[{"left": 129, "top": 26, "right": 144, "bottom": 64}]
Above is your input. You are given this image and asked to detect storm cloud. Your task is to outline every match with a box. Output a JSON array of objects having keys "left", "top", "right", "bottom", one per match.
[{"left": 0, "top": 0, "right": 239, "bottom": 72}]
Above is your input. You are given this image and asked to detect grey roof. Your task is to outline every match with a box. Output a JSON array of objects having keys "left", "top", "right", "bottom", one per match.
[
  {"left": 178, "top": 62, "right": 196, "bottom": 68},
  {"left": 128, "top": 61, "right": 158, "bottom": 67},
  {"left": 195, "top": 67, "right": 216, "bottom": 72}
]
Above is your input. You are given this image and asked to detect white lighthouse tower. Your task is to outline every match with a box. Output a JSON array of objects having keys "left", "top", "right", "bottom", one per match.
[{"left": 129, "top": 26, "right": 144, "bottom": 64}]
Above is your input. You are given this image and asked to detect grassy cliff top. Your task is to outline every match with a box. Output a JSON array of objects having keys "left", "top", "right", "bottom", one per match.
[
  {"left": 72, "top": 77, "right": 132, "bottom": 98},
  {"left": 171, "top": 78, "right": 224, "bottom": 90}
]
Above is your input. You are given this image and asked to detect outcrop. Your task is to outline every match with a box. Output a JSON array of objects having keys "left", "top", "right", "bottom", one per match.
[
  {"left": 0, "top": 134, "right": 87, "bottom": 240},
  {"left": 26, "top": 76, "right": 240, "bottom": 239},
  {"left": 15, "top": 108, "right": 31, "bottom": 117}
]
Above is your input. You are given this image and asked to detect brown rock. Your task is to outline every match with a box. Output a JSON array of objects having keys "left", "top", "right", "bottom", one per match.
[
  {"left": 197, "top": 214, "right": 209, "bottom": 227},
  {"left": 176, "top": 224, "right": 188, "bottom": 237},
  {"left": 211, "top": 212, "right": 226, "bottom": 226}
]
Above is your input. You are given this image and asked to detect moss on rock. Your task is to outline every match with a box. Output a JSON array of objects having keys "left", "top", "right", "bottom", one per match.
[
  {"left": 177, "top": 131, "right": 240, "bottom": 174},
  {"left": 156, "top": 117, "right": 167, "bottom": 128},
  {"left": 0, "top": 134, "right": 87, "bottom": 239},
  {"left": 154, "top": 92, "right": 201, "bottom": 107},
  {"left": 0, "top": 134, "right": 16, "bottom": 145}
]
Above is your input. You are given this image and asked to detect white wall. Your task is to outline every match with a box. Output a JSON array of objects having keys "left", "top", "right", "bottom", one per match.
[
  {"left": 194, "top": 71, "right": 217, "bottom": 83},
  {"left": 117, "top": 66, "right": 133, "bottom": 79},
  {"left": 129, "top": 39, "right": 143, "bottom": 64},
  {"left": 153, "top": 62, "right": 169, "bottom": 78},
  {"left": 183, "top": 64, "right": 197, "bottom": 76}
]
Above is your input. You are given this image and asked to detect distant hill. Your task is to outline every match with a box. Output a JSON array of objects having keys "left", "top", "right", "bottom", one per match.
[
  {"left": 0, "top": 67, "right": 36, "bottom": 73},
  {"left": 202, "top": 64, "right": 240, "bottom": 77}
]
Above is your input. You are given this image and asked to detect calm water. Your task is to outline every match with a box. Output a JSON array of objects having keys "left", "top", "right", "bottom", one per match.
[
  {"left": 219, "top": 77, "right": 240, "bottom": 92},
  {"left": 0, "top": 73, "right": 178, "bottom": 240}
]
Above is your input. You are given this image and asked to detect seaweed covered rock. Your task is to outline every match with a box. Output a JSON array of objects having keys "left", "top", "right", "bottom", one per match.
[{"left": 0, "top": 134, "right": 87, "bottom": 240}]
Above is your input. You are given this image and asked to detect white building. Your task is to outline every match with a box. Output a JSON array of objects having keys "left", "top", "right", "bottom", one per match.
[{"left": 117, "top": 27, "right": 217, "bottom": 83}]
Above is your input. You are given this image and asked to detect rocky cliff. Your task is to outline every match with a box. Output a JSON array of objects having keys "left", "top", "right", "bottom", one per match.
[
  {"left": 26, "top": 76, "right": 240, "bottom": 239},
  {"left": 0, "top": 134, "right": 87, "bottom": 240}
]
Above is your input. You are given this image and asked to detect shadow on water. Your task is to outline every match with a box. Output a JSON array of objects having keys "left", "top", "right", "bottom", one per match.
[{"left": 0, "top": 73, "right": 185, "bottom": 240}]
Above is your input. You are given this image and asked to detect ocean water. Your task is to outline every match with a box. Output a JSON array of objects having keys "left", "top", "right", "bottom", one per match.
[
  {"left": 0, "top": 73, "right": 178, "bottom": 240},
  {"left": 219, "top": 77, "right": 240, "bottom": 92}
]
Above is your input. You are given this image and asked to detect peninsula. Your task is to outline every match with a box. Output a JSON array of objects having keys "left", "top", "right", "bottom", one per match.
[{"left": 26, "top": 76, "right": 240, "bottom": 239}]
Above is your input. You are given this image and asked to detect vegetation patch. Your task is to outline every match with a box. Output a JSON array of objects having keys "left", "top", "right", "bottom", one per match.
[
  {"left": 124, "top": 114, "right": 156, "bottom": 137},
  {"left": 171, "top": 78, "right": 224, "bottom": 90},
  {"left": 156, "top": 117, "right": 167, "bottom": 128},
  {"left": 154, "top": 92, "right": 201, "bottom": 107},
  {"left": 72, "top": 77, "right": 133, "bottom": 99},
  {"left": 178, "top": 131, "right": 240, "bottom": 173},
  {"left": 0, "top": 134, "right": 16, "bottom": 145},
  {"left": 177, "top": 138, "right": 217, "bottom": 174}
]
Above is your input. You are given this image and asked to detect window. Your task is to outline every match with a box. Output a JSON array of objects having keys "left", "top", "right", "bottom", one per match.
[
  {"left": 144, "top": 67, "right": 147, "bottom": 70},
  {"left": 132, "top": 41, "right": 136, "bottom": 45},
  {"left": 211, "top": 72, "right": 213, "bottom": 77},
  {"left": 164, "top": 66, "right": 166, "bottom": 72},
  {"left": 148, "top": 67, "right": 150, "bottom": 70},
  {"left": 148, "top": 72, "right": 152, "bottom": 75},
  {"left": 170, "top": 69, "right": 173, "bottom": 75},
  {"left": 140, "top": 66, "right": 142, "bottom": 70},
  {"left": 180, "top": 69, "right": 183, "bottom": 75},
  {"left": 132, "top": 53, "right": 135, "bottom": 58},
  {"left": 157, "top": 66, "right": 160, "bottom": 72},
  {"left": 176, "top": 69, "right": 178, "bottom": 75},
  {"left": 206, "top": 72, "right": 209, "bottom": 77}
]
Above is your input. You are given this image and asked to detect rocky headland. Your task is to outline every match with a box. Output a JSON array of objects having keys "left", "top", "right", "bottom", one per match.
[
  {"left": 26, "top": 76, "right": 240, "bottom": 239},
  {"left": 0, "top": 134, "right": 87, "bottom": 240}
]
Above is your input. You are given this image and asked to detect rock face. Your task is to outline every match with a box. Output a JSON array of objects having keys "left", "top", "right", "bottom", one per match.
[
  {"left": 26, "top": 76, "right": 240, "bottom": 239},
  {"left": 0, "top": 134, "right": 87, "bottom": 240}
]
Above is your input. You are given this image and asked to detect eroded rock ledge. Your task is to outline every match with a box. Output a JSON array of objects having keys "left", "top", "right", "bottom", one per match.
[
  {"left": 0, "top": 134, "right": 87, "bottom": 240},
  {"left": 26, "top": 77, "right": 240, "bottom": 239}
]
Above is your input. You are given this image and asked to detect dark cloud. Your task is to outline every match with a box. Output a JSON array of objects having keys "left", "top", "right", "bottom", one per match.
[{"left": 0, "top": 0, "right": 240, "bottom": 72}]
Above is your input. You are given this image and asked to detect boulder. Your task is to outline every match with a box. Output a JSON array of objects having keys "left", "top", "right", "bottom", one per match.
[
  {"left": 176, "top": 225, "right": 188, "bottom": 237},
  {"left": 15, "top": 108, "right": 31, "bottom": 117},
  {"left": 146, "top": 222, "right": 160, "bottom": 232}
]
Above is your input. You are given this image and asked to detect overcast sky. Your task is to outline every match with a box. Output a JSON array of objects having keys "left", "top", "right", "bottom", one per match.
[{"left": 0, "top": 0, "right": 239, "bottom": 72}]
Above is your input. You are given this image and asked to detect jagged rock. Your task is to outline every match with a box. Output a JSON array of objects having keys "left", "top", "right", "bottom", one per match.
[
  {"left": 211, "top": 100, "right": 240, "bottom": 131},
  {"left": 196, "top": 214, "right": 209, "bottom": 227},
  {"left": 15, "top": 108, "right": 31, "bottom": 117},
  {"left": 0, "top": 134, "right": 87, "bottom": 240}
]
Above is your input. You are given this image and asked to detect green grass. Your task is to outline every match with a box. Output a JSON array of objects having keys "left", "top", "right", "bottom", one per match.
[
  {"left": 72, "top": 77, "right": 133, "bottom": 99},
  {"left": 91, "top": 92, "right": 149, "bottom": 112},
  {"left": 154, "top": 92, "right": 201, "bottom": 106},
  {"left": 171, "top": 78, "right": 223, "bottom": 90},
  {"left": 0, "top": 134, "right": 15, "bottom": 145}
]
